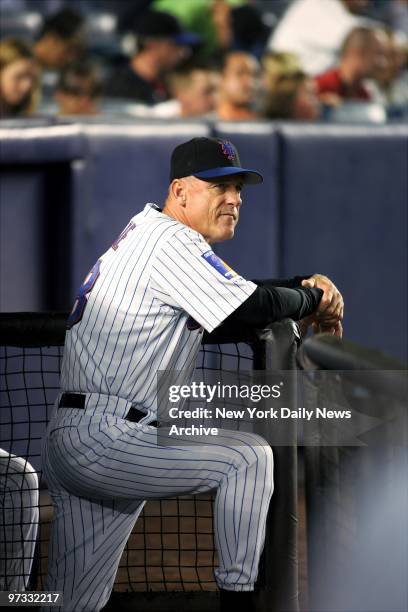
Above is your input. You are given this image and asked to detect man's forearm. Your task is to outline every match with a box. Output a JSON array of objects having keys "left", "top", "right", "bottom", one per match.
[
  {"left": 251, "top": 276, "right": 312, "bottom": 289},
  {"left": 226, "top": 285, "right": 323, "bottom": 328}
]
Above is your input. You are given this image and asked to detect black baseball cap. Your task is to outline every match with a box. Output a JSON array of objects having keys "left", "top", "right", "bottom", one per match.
[
  {"left": 170, "top": 137, "right": 263, "bottom": 185},
  {"left": 136, "top": 10, "right": 201, "bottom": 47}
]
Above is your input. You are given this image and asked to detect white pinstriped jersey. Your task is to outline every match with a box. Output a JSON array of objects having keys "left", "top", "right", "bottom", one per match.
[{"left": 61, "top": 203, "right": 256, "bottom": 417}]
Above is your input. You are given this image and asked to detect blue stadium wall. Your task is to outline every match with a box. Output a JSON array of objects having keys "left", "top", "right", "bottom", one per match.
[{"left": 0, "top": 121, "right": 406, "bottom": 360}]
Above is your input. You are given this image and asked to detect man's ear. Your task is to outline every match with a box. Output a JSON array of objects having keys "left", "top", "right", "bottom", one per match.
[{"left": 170, "top": 178, "right": 187, "bottom": 206}]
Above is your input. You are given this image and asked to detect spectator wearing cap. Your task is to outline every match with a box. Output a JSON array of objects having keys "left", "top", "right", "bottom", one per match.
[
  {"left": 216, "top": 51, "right": 260, "bottom": 120},
  {"left": 33, "top": 8, "right": 85, "bottom": 71},
  {"left": 104, "top": 10, "right": 200, "bottom": 105},
  {"left": 230, "top": 4, "right": 271, "bottom": 59},
  {"left": 315, "top": 26, "right": 386, "bottom": 104},
  {"left": 54, "top": 61, "right": 103, "bottom": 116},
  {"left": 152, "top": 0, "right": 245, "bottom": 59}
]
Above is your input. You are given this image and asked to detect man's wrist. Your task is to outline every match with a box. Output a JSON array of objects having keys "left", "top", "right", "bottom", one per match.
[
  {"left": 251, "top": 275, "right": 314, "bottom": 289},
  {"left": 293, "top": 274, "right": 314, "bottom": 287}
]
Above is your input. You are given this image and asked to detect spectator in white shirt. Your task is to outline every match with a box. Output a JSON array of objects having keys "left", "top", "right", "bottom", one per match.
[{"left": 267, "top": 0, "right": 371, "bottom": 75}]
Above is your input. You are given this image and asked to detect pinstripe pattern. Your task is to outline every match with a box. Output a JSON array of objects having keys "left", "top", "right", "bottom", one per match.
[
  {"left": 62, "top": 204, "right": 256, "bottom": 410},
  {"left": 42, "top": 203, "right": 273, "bottom": 610},
  {"left": 0, "top": 450, "right": 39, "bottom": 590}
]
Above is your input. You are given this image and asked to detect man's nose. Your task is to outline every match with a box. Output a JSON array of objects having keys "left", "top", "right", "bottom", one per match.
[{"left": 226, "top": 189, "right": 242, "bottom": 207}]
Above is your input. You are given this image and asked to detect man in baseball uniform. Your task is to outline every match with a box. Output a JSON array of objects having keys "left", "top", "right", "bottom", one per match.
[{"left": 42, "top": 137, "right": 343, "bottom": 611}]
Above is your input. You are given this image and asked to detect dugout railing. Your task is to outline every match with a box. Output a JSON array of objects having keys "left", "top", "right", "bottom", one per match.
[
  {"left": 0, "top": 313, "right": 301, "bottom": 612},
  {"left": 297, "top": 335, "right": 407, "bottom": 612}
]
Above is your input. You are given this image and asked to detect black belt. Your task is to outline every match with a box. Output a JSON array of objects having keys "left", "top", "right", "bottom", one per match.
[{"left": 59, "top": 393, "right": 158, "bottom": 427}]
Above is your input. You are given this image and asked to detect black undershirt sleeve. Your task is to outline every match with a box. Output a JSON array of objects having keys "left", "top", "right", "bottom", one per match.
[
  {"left": 251, "top": 275, "right": 312, "bottom": 289},
  {"left": 225, "top": 285, "right": 323, "bottom": 328}
]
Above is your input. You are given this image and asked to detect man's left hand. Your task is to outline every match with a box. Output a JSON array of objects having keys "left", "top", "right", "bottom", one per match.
[{"left": 301, "top": 274, "right": 344, "bottom": 325}]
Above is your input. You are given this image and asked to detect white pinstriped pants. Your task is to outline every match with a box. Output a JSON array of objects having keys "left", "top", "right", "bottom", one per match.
[
  {"left": 42, "top": 407, "right": 273, "bottom": 612},
  {"left": 0, "top": 449, "right": 39, "bottom": 591}
]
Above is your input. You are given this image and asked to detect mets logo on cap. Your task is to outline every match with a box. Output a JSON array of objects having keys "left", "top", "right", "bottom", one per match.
[{"left": 218, "top": 139, "right": 236, "bottom": 161}]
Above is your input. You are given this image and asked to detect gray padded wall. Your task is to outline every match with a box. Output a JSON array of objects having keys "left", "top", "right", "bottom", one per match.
[
  {"left": 0, "top": 125, "right": 84, "bottom": 310},
  {"left": 279, "top": 125, "right": 408, "bottom": 360},
  {"left": 0, "top": 170, "right": 45, "bottom": 310}
]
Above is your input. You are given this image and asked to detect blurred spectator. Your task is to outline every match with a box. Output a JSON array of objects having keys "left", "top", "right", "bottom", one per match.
[
  {"left": 365, "top": 28, "right": 408, "bottom": 111},
  {"left": 364, "top": 0, "right": 408, "bottom": 36},
  {"left": 211, "top": 0, "right": 235, "bottom": 53},
  {"left": 390, "top": 0, "right": 408, "bottom": 36},
  {"left": 104, "top": 10, "right": 199, "bottom": 104},
  {"left": 0, "top": 0, "right": 27, "bottom": 12},
  {"left": 28, "top": 1, "right": 138, "bottom": 16},
  {"left": 216, "top": 51, "right": 260, "bottom": 120},
  {"left": 152, "top": 0, "right": 246, "bottom": 58},
  {"left": 33, "top": 8, "right": 86, "bottom": 70},
  {"left": 315, "top": 27, "right": 385, "bottom": 104},
  {"left": 151, "top": 59, "right": 220, "bottom": 118},
  {"left": 230, "top": 4, "right": 271, "bottom": 59},
  {"left": 110, "top": 1, "right": 155, "bottom": 28},
  {"left": 268, "top": 0, "right": 371, "bottom": 75},
  {"left": 0, "top": 0, "right": 137, "bottom": 16},
  {"left": 0, "top": 38, "right": 40, "bottom": 118},
  {"left": 54, "top": 61, "right": 103, "bottom": 115},
  {"left": 262, "top": 51, "right": 321, "bottom": 120}
]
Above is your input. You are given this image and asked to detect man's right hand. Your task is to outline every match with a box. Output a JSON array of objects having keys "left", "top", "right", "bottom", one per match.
[
  {"left": 299, "top": 317, "right": 343, "bottom": 338},
  {"left": 301, "top": 274, "right": 344, "bottom": 326}
]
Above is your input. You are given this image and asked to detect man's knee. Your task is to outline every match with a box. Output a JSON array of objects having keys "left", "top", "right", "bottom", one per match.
[
  {"left": 252, "top": 439, "right": 274, "bottom": 492},
  {"left": 232, "top": 433, "right": 274, "bottom": 484}
]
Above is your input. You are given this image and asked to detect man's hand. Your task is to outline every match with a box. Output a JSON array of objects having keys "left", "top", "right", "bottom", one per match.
[
  {"left": 299, "top": 317, "right": 343, "bottom": 338},
  {"left": 316, "top": 320, "right": 343, "bottom": 338},
  {"left": 301, "top": 274, "right": 344, "bottom": 325},
  {"left": 300, "top": 274, "right": 344, "bottom": 337}
]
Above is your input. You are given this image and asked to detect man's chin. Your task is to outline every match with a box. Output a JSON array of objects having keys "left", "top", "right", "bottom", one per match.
[{"left": 213, "top": 229, "right": 235, "bottom": 244}]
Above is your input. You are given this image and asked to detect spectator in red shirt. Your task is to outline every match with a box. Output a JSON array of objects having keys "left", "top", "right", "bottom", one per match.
[{"left": 315, "top": 26, "right": 385, "bottom": 105}]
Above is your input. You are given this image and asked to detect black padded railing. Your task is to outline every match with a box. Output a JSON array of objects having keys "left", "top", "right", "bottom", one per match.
[{"left": 297, "top": 334, "right": 407, "bottom": 612}]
